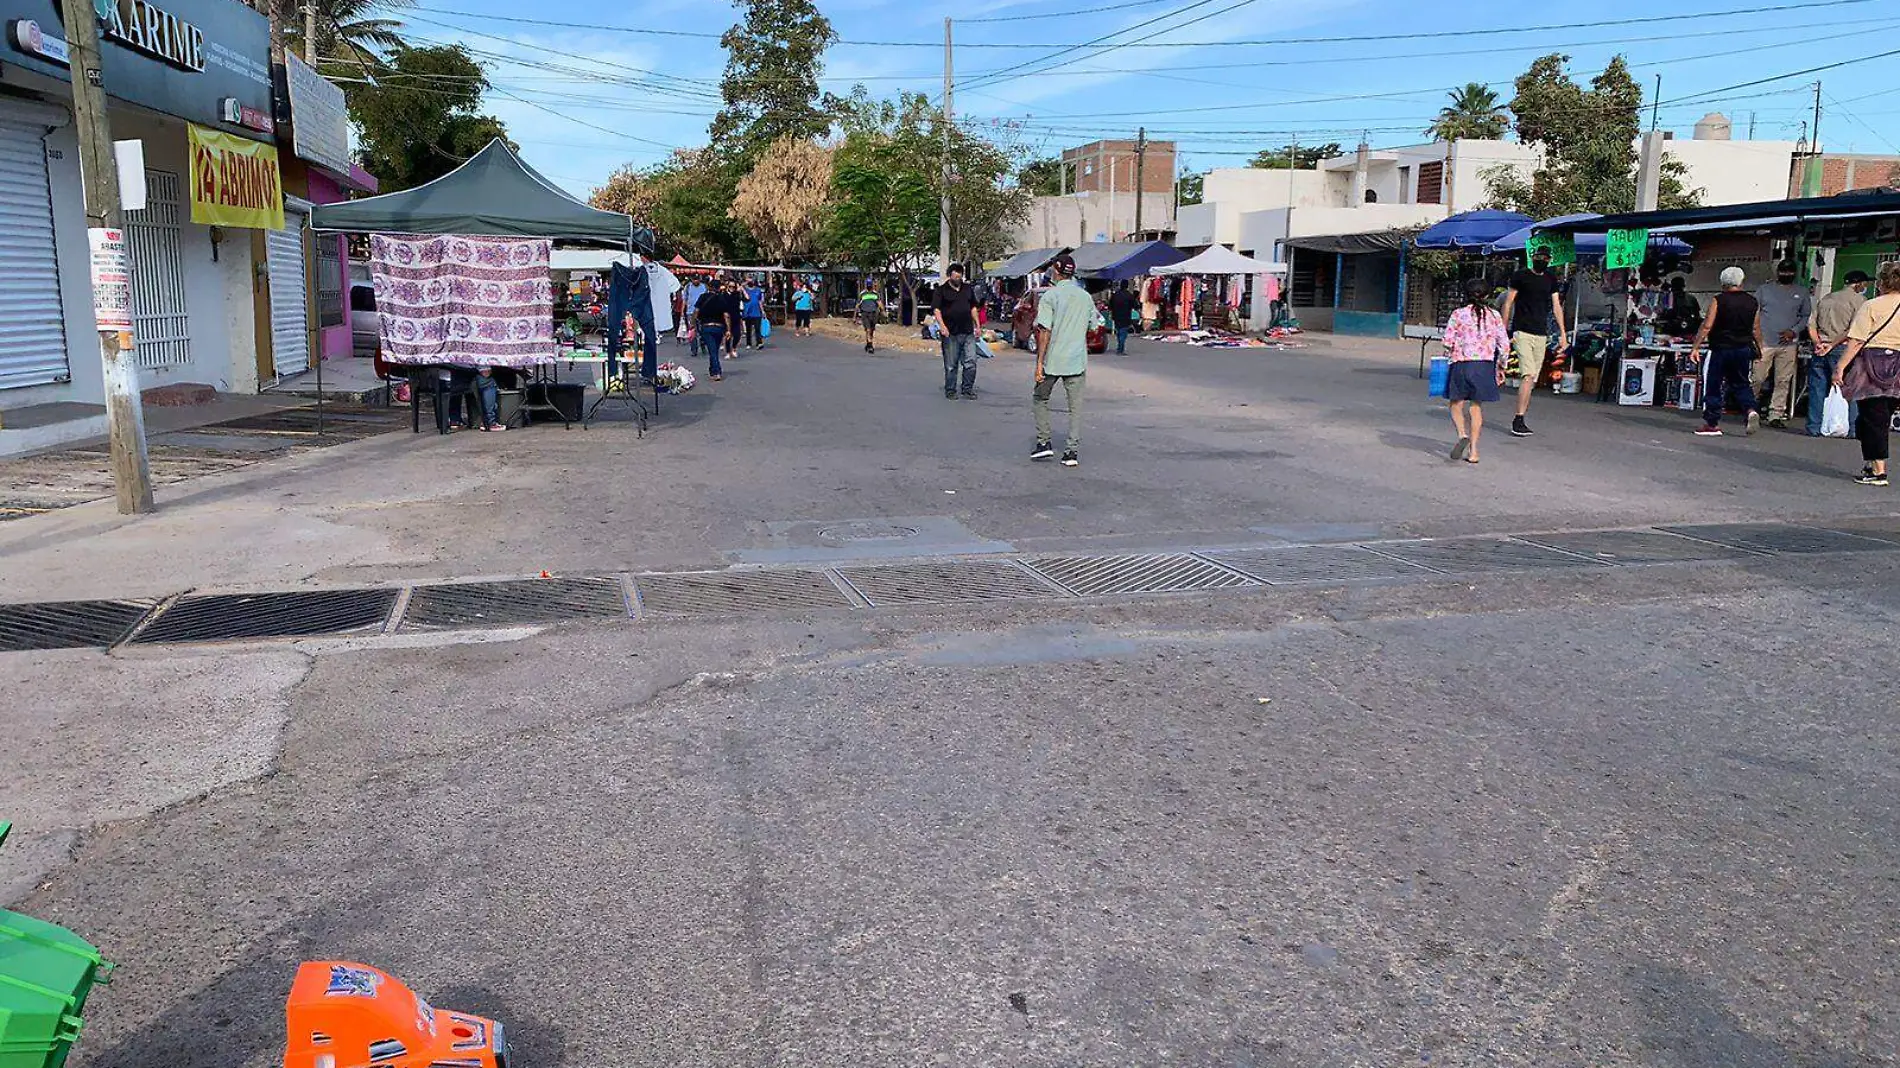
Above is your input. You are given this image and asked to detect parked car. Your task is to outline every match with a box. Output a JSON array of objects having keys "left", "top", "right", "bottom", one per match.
[{"left": 350, "top": 281, "right": 379, "bottom": 355}]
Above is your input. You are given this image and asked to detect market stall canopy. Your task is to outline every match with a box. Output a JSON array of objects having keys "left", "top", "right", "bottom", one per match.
[
  {"left": 1412, "top": 210, "right": 1534, "bottom": 249},
  {"left": 1534, "top": 190, "right": 1900, "bottom": 234},
  {"left": 988, "top": 246, "right": 1070, "bottom": 279},
  {"left": 1070, "top": 240, "right": 1186, "bottom": 280},
  {"left": 1487, "top": 213, "right": 1692, "bottom": 256},
  {"left": 1284, "top": 228, "right": 1417, "bottom": 254},
  {"left": 1152, "top": 245, "right": 1286, "bottom": 275},
  {"left": 310, "top": 139, "right": 652, "bottom": 249}
]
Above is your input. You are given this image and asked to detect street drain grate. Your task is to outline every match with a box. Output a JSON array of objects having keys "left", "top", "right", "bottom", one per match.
[
  {"left": 634, "top": 569, "right": 854, "bottom": 615},
  {"left": 1813, "top": 517, "right": 1900, "bottom": 546},
  {"left": 400, "top": 577, "right": 629, "bottom": 630},
  {"left": 132, "top": 589, "right": 399, "bottom": 644},
  {"left": 835, "top": 560, "right": 1061, "bottom": 606},
  {"left": 1366, "top": 537, "right": 1600, "bottom": 574},
  {"left": 0, "top": 599, "right": 154, "bottom": 652},
  {"left": 1658, "top": 523, "right": 1896, "bottom": 555},
  {"left": 1026, "top": 553, "right": 1256, "bottom": 596},
  {"left": 1207, "top": 544, "right": 1439, "bottom": 585},
  {"left": 1513, "top": 529, "right": 1756, "bottom": 564}
]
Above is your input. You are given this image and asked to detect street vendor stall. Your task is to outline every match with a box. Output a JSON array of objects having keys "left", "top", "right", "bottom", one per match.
[
  {"left": 1148, "top": 245, "right": 1290, "bottom": 338},
  {"left": 310, "top": 139, "right": 655, "bottom": 433}
]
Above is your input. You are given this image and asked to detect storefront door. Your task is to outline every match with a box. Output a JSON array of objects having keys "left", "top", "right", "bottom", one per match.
[
  {"left": 0, "top": 116, "right": 70, "bottom": 390},
  {"left": 265, "top": 206, "right": 310, "bottom": 377},
  {"left": 124, "top": 170, "right": 191, "bottom": 370}
]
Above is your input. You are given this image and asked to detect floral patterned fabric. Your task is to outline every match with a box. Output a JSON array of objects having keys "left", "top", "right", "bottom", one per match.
[
  {"left": 1442, "top": 304, "right": 1511, "bottom": 363},
  {"left": 372, "top": 234, "right": 554, "bottom": 368}
]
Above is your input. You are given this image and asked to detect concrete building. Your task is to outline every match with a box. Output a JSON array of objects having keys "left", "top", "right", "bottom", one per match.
[
  {"left": 1792, "top": 151, "right": 1900, "bottom": 197},
  {"left": 1061, "top": 138, "right": 1176, "bottom": 194},
  {"left": 1016, "top": 190, "right": 1177, "bottom": 250}
]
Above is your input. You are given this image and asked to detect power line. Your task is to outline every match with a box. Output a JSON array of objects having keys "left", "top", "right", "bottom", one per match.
[
  {"left": 951, "top": 0, "right": 1257, "bottom": 96},
  {"left": 961, "top": 0, "right": 1183, "bottom": 21}
]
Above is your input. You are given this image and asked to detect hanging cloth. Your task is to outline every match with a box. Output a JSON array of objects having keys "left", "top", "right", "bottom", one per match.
[{"left": 607, "top": 260, "right": 657, "bottom": 379}]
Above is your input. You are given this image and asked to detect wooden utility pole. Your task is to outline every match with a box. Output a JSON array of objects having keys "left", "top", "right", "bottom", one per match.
[
  {"left": 58, "top": 0, "right": 154, "bottom": 513},
  {"left": 1133, "top": 127, "right": 1147, "bottom": 237},
  {"left": 939, "top": 17, "right": 952, "bottom": 276}
]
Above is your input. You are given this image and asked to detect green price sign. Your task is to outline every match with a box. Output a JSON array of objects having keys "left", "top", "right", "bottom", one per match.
[
  {"left": 1525, "top": 231, "right": 1575, "bottom": 267},
  {"left": 1605, "top": 228, "right": 1650, "bottom": 270}
]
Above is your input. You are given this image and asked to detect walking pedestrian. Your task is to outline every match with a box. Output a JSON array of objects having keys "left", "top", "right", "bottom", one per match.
[
  {"left": 682, "top": 275, "right": 706, "bottom": 345},
  {"left": 858, "top": 282, "right": 882, "bottom": 353},
  {"left": 1443, "top": 278, "right": 1509, "bottom": 465},
  {"left": 720, "top": 278, "right": 742, "bottom": 361},
  {"left": 1690, "top": 266, "right": 1763, "bottom": 437},
  {"left": 1500, "top": 246, "right": 1568, "bottom": 436},
  {"left": 742, "top": 278, "right": 766, "bottom": 350},
  {"left": 1107, "top": 282, "right": 1139, "bottom": 355},
  {"left": 791, "top": 283, "right": 815, "bottom": 338},
  {"left": 1831, "top": 260, "right": 1900, "bottom": 486},
  {"left": 931, "top": 262, "right": 981, "bottom": 399},
  {"left": 1807, "top": 270, "right": 1870, "bottom": 435},
  {"left": 1030, "top": 253, "right": 1095, "bottom": 467},
  {"left": 1753, "top": 261, "right": 1812, "bottom": 428},
  {"left": 694, "top": 278, "right": 732, "bottom": 381}
]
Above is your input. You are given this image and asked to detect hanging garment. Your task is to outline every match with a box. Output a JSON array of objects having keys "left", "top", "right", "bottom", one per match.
[
  {"left": 371, "top": 235, "right": 553, "bottom": 368},
  {"left": 607, "top": 260, "right": 657, "bottom": 379},
  {"left": 644, "top": 260, "right": 681, "bottom": 333}
]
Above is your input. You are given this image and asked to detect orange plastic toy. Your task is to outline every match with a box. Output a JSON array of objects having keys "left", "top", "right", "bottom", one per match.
[{"left": 283, "top": 961, "right": 507, "bottom": 1068}]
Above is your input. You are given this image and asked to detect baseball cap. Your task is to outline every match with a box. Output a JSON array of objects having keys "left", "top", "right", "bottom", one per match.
[
  {"left": 1049, "top": 253, "right": 1077, "bottom": 276},
  {"left": 1844, "top": 269, "right": 1872, "bottom": 284}
]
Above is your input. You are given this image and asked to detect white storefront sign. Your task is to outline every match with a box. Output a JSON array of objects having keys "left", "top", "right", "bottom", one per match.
[{"left": 284, "top": 54, "right": 349, "bottom": 175}]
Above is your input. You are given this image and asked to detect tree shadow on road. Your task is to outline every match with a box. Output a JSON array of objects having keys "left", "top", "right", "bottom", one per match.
[{"left": 1632, "top": 962, "right": 1859, "bottom": 1068}]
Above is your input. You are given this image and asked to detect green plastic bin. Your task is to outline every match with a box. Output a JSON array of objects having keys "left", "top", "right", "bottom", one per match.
[{"left": 0, "top": 823, "right": 113, "bottom": 1068}]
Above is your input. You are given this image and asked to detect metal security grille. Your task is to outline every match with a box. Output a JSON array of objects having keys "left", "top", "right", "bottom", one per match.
[
  {"left": 124, "top": 169, "right": 190, "bottom": 371},
  {"left": 0, "top": 599, "right": 152, "bottom": 652},
  {"left": 634, "top": 569, "right": 854, "bottom": 616},
  {"left": 835, "top": 560, "right": 1062, "bottom": 607},
  {"left": 133, "top": 589, "right": 399, "bottom": 644},
  {"left": 0, "top": 117, "right": 69, "bottom": 390},
  {"left": 1660, "top": 523, "right": 1893, "bottom": 555},
  {"left": 267, "top": 208, "right": 310, "bottom": 377},
  {"left": 1027, "top": 553, "right": 1256, "bottom": 596},
  {"left": 401, "top": 577, "right": 629, "bottom": 630},
  {"left": 1209, "top": 545, "right": 1438, "bottom": 585}
]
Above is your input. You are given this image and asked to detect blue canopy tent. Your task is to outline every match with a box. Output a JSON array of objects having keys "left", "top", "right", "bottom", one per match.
[
  {"left": 1070, "top": 240, "right": 1187, "bottom": 281},
  {"left": 1412, "top": 210, "right": 1534, "bottom": 249},
  {"left": 1487, "top": 213, "right": 1694, "bottom": 258}
]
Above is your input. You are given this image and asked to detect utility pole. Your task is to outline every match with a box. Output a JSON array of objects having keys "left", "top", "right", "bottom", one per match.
[
  {"left": 303, "top": 0, "right": 316, "bottom": 60},
  {"left": 1810, "top": 80, "right": 1823, "bottom": 157},
  {"left": 939, "top": 17, "right": 952, "bottom": 276},
  {"left": 1651, "top": 74, "right": 1662, "bottom": 132},
  {"left": 1133, "top": 127, "right": 1147, "bottom": 238},
  {"left": 58, "top": 0, "right": 153, "bottom": 513}
]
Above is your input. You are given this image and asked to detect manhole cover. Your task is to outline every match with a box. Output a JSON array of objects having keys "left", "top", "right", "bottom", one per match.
[
  {"left": 0, "top": 599, "right": 154, "bottom": 652},
  {"left": 817, "top": 522, "right": 920, "bottom": 542}
]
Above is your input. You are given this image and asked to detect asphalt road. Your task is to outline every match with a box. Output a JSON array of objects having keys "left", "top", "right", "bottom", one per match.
[{"left": 3, "top": 328, "right": 1896, "bottom": 1067}]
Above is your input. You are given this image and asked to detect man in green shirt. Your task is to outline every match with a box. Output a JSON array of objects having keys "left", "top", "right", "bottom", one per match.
[{"left": 1031, "top": 253, "right": 1095, "bottom": 466}]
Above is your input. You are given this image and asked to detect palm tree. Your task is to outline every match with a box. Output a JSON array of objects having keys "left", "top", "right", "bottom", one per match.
[
  {"left": 1427, "top": 83, "right": 1510, "bottom": 141},
  {"left": 282, "top": 0, "right": 411, "bottom": 67}
]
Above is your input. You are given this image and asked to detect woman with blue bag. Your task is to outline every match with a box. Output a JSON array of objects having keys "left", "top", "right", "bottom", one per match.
[{"left": 1442, "top": 277, "right": 1511, "bottom": 465}]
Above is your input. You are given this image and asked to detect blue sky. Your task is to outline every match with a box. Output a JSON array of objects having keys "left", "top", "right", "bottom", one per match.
[{"left": 395, "top": 0, "right": 1900, "bottom": 199}]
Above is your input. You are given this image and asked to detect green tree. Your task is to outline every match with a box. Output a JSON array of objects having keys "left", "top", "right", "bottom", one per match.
[
  {"left": 1248, "top": 142, "right": 1339, "bottom": 170},
  {"left": 1177, "top": 171, "right": 1204, "bottom": 206},
  {"left": 591, "top": 149, "right": 755, "bottom": 262},
  {"left": 713, "top": 0, "right": 837, "bottom": 163},
  {"left": 345, "top": 45, "right": 513, "bottom": 192},
  {"left": 1483, "top": 53, "right": 1701, "bottom": 216},
  {"left": 1426, "top": 83, "right": 1508, "bottom": 141},
  {"left": 1018, "top": 157, "right": 1066, "bottom": 196},
  {"left": 825, "top": 139, "right": 938, "bottom": 277}
]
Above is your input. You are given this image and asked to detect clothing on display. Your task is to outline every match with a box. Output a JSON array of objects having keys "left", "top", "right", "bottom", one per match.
[{"left": 607, "top": 260, "right": 658, "bottom": 379}]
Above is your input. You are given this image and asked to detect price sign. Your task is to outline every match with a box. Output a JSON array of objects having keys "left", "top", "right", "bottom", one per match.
[
  {"left": 87, "top": 227, "right": 132, "bottom": 331},
  {"left": 1525, "top": 230, "right": 1575, "bottom": 266},
  {"left": 1605, "top": 227, "right": 1649, "bottom": 270}
]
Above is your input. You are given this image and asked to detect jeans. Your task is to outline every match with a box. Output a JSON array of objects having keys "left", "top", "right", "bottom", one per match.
[
  {"left": 942, "top": 333, "right": 977, "bottom": 394},
  {"left": 700, "top": 324, "right": 725, "bottom": 376},
  {"left": 743, "top": 316, "right": 763, "bottom": 348},
  {"left": 446, "top": 370, "right": 500, "bottom": 427},
  {"left": 1858, "top": 396, "right": 1898, "bottom": 462},
  {"left": 1807, "top": 342, "right": 1859, "bottom": 434},
  {"left": 1115, "top": 324, "right": 1130, "bottom": 354},
  {"left": 1033, "top": 372, "right": 1086, "bottom": 449},
  {"left": 1703, "top": 345, "right": 1758, "bottom": 428}
]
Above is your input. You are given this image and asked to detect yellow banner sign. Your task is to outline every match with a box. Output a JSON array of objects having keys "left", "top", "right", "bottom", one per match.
[{"left": 187, "top": 124, "right": 284, "bottom": 230}]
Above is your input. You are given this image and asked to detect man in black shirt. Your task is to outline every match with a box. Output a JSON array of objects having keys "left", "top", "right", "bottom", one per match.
[
  {"left": 931, "top": 262, "right": 982, "bottom": 399},
  {"left": 1499, "top": 247, "right": 1569, "bottom": 437},
  {"left": 1107, "top": 282, "right": 1139, "bottom": 354},
  {"left": 693, "top": 278, "right": 733, "bottom": 380}
]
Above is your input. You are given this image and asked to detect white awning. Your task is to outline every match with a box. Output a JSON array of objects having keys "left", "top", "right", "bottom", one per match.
[{"left": 1151, "top": 245, "right": 1287, "bottom": 275}]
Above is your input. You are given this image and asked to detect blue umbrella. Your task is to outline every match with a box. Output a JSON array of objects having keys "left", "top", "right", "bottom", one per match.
[
  {"left": 1412, "top": 209, "right": 1534, "bottom": 249},
  {"left": 1487, "top": 213, "right": 1694, "bottom": 257}
]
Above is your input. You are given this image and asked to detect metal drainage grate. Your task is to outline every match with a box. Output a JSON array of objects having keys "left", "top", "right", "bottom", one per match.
[
  {"left": 1207, "top": 544, "right": 1439, "bottom": 585},
  {"left": 1659, "top": 522, "right": 1896, "bottom": 555},
  {"left": 835, "top": 560, "right": 1062, "bottom": 607},
  {"left": 400, "top": 577, "right": 629, "bottom": 631},
  {"left": 0, "top": 599, "right": 154, "bottom": 652},
  {"left": 1026, "top": 553, "right": 1256, "bottom": 596},
  {"left": 1513, "top": 529, "right": 1755, "bottom": 564},
  {"left": 634, "top": 569, "right": 854, "bottom": 616},
  {"left": 1813, "top": 517, "right": 1900, "bottom": 546},
  {"left": 132, "top": 589, "right": 400, "bottom": 645},
  {"left": 1366, "top": 537, "right": 1600, "bottom": 574}
]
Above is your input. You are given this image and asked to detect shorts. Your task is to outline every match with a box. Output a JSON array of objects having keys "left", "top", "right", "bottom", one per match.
[
  {"left": 1447, "top": 359, "right": 1501, "bottom": 403},
  {"left": 1510, "top": 332, "right": 1549, "bottom": 380},
  {"left": 859, "top": 310, "right": 878, "bottom": 329},
  {"left": 794, "top": 310, "right": 812, "bottom": 328}
]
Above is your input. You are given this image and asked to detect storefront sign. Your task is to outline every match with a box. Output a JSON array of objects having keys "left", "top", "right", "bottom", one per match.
[
  {"left": 188, "top": 123, "right": 283, "bottom": 230},
  {"left": 1524, "top": 230, "right": 1575, "bottom": 267},
  {"left": 219, "top": 95, "right": 274, "bottom": 133},
  {"left": 87, "top": 227, "right": 132, "bottom": 331},
  {"left": 2, "top": 0, "right": 270, "bottom": 130},
  {"left": 282, "top": 53, "right": 350, "bottom": 176},
  {"left": 1605, "top": 228, "right": 1649, "bottom": 270}
]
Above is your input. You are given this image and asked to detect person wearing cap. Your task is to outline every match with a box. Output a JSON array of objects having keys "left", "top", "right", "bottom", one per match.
[
  {"left": 1500, "top": 246, "right": 1568, "bottom": 437},
  {"left": 1031, "top": 253, "right": 1095, "bottom": 466},
  {"left": 1752, "top": 260, "right": 1813, "bottom": 428},
  {"left": 1807, "top": 269, "right": 1872, "bottom": 435},
  {"left": 931, "top": 262, "right": 982, "bottom": 399},
  {"left": 1690, "top": 266, "right": 1764, "bottom": 436}
]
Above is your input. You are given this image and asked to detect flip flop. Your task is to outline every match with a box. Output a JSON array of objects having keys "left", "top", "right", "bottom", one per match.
[
  {"left": 1464, "top": 456, "right": 1481, "bottom": 465},
  {"left": 1449, "top": 436, "right": 1471, "bottom": 462}
]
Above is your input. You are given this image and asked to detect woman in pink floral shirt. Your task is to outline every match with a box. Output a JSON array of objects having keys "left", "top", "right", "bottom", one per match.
[{"left": 1443, "top": 278, "right": 1511, "bottom": 464}]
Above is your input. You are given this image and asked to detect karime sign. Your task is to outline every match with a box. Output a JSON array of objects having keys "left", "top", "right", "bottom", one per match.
[{"left": 188, "top": 123, "right": 284, "bottom": 230}]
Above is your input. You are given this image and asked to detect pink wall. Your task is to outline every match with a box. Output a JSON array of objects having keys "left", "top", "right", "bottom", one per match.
[{"left": 306, "top": 168, "right": 355, "bottom": 362}]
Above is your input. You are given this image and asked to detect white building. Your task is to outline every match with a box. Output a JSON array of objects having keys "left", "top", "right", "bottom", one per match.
[{"left": 1015, "top": 189, "right": 1176, "bottom": 250}]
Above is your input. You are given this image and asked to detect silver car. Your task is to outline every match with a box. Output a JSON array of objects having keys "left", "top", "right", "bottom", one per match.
[{"left": 351, "top": 281, "right": 379, "bottom": 356}]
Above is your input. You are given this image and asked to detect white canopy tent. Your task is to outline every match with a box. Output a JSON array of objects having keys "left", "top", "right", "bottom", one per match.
[{"left": 1152, "top": 246, "right": 1287, "bottom": 275}]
